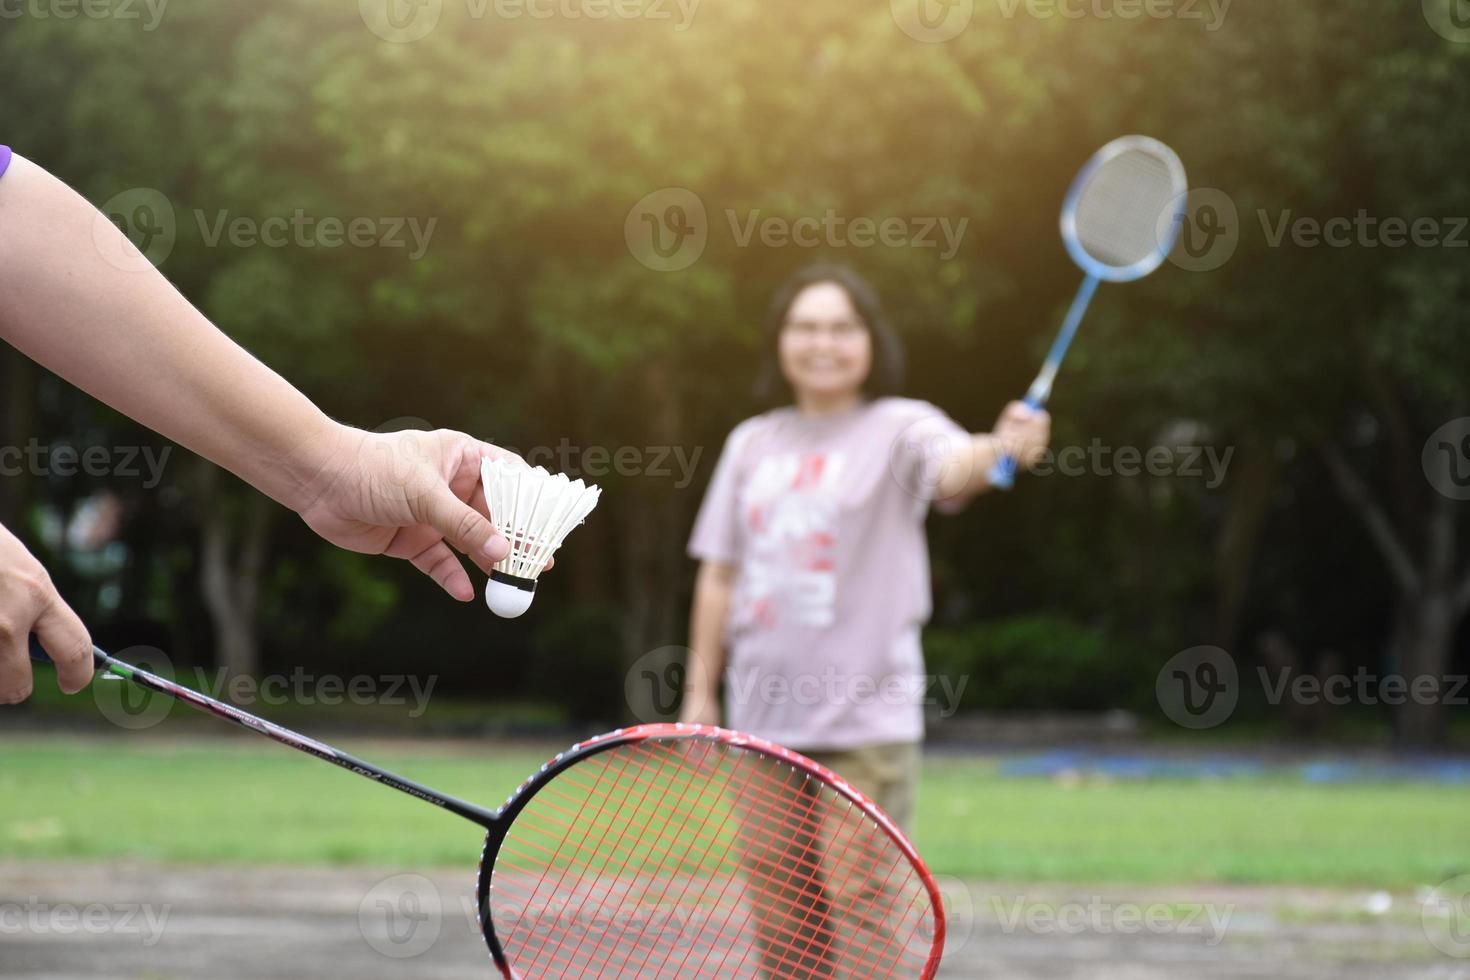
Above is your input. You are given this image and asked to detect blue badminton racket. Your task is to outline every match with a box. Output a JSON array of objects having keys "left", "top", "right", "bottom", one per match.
[{"left": 988, "top": 135, "right": 1189, "bottom": 490}]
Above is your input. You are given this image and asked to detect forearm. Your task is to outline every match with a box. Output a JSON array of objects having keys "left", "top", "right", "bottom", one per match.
[
  {"left": 0, "top": 154, "right": 338, "bottom": 510},
  {"left": 685, "top": 563, "right": 733, "bottom": 706},
  {"left": 936, "top": 432, "right": 1006, "bottom": 501}
]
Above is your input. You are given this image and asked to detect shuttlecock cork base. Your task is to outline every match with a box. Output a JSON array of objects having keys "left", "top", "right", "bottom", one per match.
[{"left": 481, "top": 457, "right": 601, "bottom": 619}]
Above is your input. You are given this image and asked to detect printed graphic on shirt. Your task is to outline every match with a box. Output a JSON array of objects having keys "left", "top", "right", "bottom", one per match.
[{"left": 738, "top": 451, "right": 846, "bottom": 630}]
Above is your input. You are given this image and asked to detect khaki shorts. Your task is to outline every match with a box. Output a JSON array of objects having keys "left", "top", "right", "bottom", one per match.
[
  {"left": 736, "top": 741, "right": 923, "bottom": 977},
  {"left": 801, "top": 741, "right": 921, "bottom": 835}
]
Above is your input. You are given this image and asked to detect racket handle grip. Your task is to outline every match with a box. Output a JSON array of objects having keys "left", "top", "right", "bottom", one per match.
[
  {"left": 987, "top": 395, "right": 1045, "bottom": 492},
  {"left": 29, "top": 634, "right": 53, "bottom": 664},
  {"left": 987, "top": 454, "right": 1020, "bottom": 491}
]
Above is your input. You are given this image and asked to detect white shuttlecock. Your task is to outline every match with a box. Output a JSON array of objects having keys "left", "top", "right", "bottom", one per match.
[{"left": 480, "top": 457, "right": 601, "bottom": 618}]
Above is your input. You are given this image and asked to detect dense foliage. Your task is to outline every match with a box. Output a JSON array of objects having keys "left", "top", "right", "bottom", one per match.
[{"left": 2, "top": 0, "right": 1467, "bottom": 740}]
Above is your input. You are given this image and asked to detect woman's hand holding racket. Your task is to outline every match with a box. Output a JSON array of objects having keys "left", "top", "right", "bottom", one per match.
[{"left": 988, "top": 400, "right": 1052, "bottom": 486}]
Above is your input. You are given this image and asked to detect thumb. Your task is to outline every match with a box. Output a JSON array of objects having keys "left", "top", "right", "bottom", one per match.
[
  {"left": 422, "top": 486, "right": 510, "bottom": 564},
  {"left": 1006, "top": 400, "right": 1037, "bottom": 422}
]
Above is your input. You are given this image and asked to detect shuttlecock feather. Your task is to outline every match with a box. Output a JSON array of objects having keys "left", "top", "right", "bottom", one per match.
[{"left": 481, "top": 457, "right": 601, "bottom": 618}]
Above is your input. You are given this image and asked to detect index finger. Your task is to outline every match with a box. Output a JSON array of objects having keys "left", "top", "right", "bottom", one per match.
[{"left": 33, "top": 600, "right": 94, "bottom": 694}]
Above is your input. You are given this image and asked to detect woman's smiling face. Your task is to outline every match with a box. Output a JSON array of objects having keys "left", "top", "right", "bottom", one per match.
[{"left": 778, "top": 282, "right": 873, "bottom": 403}]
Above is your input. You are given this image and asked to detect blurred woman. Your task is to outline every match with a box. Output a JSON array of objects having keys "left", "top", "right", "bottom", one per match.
[
  {"left": 681, "top": 263, "right": 1050, "bottom": 974},
  {"left": 680, "top": 264, "right": 1052, "bottom": 973}
]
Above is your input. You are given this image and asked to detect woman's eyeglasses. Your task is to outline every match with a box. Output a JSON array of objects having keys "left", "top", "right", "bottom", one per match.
[{"left": 782, "top": 320, "right": 867, "bottom": 340}]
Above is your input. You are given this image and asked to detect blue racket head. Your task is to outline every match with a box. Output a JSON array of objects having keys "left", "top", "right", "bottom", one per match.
[{"left": 1060, "top": 135, "right": 1188, "bottom": 283}]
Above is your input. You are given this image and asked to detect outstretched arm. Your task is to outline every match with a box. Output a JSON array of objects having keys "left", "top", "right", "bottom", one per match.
[
  {"left": 0, "top": 152, "right": 514, "bottom": 701},
  {"left": 0, "top": 154, "right": 347, "bottom": 511}
]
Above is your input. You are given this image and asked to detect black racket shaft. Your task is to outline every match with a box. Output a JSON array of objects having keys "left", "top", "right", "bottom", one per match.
[{"left": 28, "top": 635, "right": 497, "bottom": 827}]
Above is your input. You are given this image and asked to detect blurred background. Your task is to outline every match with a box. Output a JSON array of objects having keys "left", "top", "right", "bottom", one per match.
[{"left": 3, "top": 1, "right": 1470, "bottom": 977}]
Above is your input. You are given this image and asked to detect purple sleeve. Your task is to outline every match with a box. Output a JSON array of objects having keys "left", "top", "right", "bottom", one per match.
[
  {"left": 0, "top": 147, "right": 12, "bottom": 180},
  {"left": 687, "top": 420, "right": 757, "bottom": 565}
]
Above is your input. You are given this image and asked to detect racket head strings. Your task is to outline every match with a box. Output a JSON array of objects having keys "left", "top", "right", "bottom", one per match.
[
  {"left": 478, "top": 726, "right": 944, "bottom": 979},
  {"left": 1062, "top": 135, "right": 1188, "bottom": 282}
]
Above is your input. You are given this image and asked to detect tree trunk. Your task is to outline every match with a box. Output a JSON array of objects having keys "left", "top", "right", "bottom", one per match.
[
  {"left": 1391, "top": 590, "right": 1456, "bottom": 747},
  {"left": 1322, "top": 444, "right": 1468, "bottom": 748},
  {"left": 1213, "top": 433, "right": 1279, "bottom": 648},
  {"left": 196, "top": 462, "right": 272, "bottom": 679},
  {"left": 619, "top": 362, "right": 690, "bottom": 723}
]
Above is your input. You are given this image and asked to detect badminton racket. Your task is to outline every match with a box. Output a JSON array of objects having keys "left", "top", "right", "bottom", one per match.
[
  {"left": 989, "top": 135, "right": 1188, "bottom": 490},
  {"left": 30, "top": 638, "right": 944, "bottom": 978}
]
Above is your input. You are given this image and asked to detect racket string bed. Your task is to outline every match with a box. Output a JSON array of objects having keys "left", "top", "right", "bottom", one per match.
[
  {"left": 510, "top": 756, "right": 928, "bottom": 978},
  {"left": 488, "top": 736, "right": 939, "bottom": 978},
  {"left": 1073, "top": 148, "right": 1181, "bottom": 269}
]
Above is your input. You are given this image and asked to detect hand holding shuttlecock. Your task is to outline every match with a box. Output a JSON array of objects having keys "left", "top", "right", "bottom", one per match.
[{"left": 480, "top": 458, "right": 601, "bottom": 618}]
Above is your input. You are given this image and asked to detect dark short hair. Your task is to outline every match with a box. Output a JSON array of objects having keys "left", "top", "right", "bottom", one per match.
[{"left": 754, "top": 263, "right": 906, "bottom": 403}]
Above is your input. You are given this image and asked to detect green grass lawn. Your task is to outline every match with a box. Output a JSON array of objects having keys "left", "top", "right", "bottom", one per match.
[{"left": 2, "top": 737, "right": 1466, "bottom": 889}]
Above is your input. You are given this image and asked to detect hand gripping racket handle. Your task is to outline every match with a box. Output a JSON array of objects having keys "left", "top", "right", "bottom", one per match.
[{"left": 986, "top": 395, "right": 1044, "bottom": 490}]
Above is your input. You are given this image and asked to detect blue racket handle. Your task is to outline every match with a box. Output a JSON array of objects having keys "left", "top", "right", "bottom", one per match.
[
  {"left": 986, "top": 396, "right": 1044, "bottom": 491},
  {"left": 987, "top": 454, "right": 1020, "bottom": 491}
]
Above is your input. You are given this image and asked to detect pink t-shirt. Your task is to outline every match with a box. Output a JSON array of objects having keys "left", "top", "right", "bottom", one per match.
[{"left": 688, "top": 397, "right": 970, "bottom": 752}]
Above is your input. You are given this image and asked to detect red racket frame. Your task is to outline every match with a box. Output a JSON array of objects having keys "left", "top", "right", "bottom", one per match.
[{"left": 474, "top": 723, "right": 947, "bottom": 979}]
